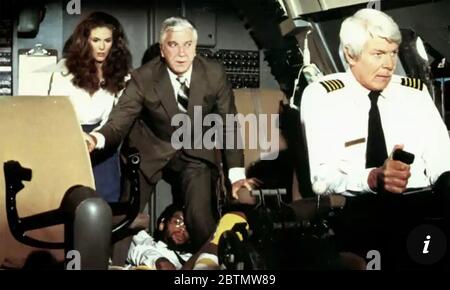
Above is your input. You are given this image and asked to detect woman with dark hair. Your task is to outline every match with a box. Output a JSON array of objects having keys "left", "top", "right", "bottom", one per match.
[{"left": 49, "top": 11, "right": 132, "bottom": 202}]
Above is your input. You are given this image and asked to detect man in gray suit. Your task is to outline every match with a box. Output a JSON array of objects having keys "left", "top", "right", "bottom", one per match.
[{"left": 86, "top": 17, "right": 255, "bottom": 249}]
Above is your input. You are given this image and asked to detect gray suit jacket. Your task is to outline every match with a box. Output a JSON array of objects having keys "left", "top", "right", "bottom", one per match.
[{"left": 99, "top": 56, "right": 244, "bottom": 183}]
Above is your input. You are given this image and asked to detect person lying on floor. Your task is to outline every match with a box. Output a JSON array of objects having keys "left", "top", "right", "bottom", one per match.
[
  {"left": 126, "top": 203, "right": 248, "bottom": 270},
  {"left": 126, "top": 204, "right": 193, "bottom": 270}
]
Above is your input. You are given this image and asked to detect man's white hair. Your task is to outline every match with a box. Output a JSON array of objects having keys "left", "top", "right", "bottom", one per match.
[
  {"left": 159, "top": 17, "right": 198, "bottom": 44},
  {"left": 340, "top": 8, "right": 401, "bottom": 60}
]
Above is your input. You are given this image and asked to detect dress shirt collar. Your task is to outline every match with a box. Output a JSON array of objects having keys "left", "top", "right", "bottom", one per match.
[
  {"left": 381, "top": 74, "right": 404, "bottom": 100},
  {"left": 167, "top": 65, "right": 193, "bottom": 87},
  {"left": 345, "top": 70, "right": 375, "bottom": 99},
  {"left": 344, "top": 69, "right": 395, "bottom": 101}
]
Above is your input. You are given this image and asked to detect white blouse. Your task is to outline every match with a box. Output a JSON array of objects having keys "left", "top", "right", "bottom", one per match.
[{"left": 48, "top": 59, "right": 126, "bottom": 129}]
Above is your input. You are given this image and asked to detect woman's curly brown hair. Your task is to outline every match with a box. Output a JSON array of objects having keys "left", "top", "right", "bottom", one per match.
[{"left": 64, "top": 11, "right": 132, "bottom": 95}]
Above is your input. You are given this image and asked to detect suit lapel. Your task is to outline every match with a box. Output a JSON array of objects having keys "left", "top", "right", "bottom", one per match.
[
  {"left": 153, "top": 62, "right": 179, "bottom": 119},
  {"left": 188, "top": 58, "right": 207, "bottom": 117}
]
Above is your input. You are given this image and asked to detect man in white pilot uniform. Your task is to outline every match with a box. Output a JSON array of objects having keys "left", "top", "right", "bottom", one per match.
[{"left": 301, "top": 8, "right": 450, "bottom": 268}]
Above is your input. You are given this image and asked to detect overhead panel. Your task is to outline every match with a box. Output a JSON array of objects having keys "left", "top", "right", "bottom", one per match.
[{"left": 282, "top": 0, "right": 369, "bottom": 18}]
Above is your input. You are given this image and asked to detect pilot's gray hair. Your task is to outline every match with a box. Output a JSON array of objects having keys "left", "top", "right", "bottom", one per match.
[
  {"left": 340, "top": 8, "right": 401, "bottom": 60},
  {"left": 159, "top": 17, "right": 198, "bottom": 44}
]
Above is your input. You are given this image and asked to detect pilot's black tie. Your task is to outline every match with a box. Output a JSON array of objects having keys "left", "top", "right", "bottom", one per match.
[{"left": 366, "top": 91, "right": 388, "bottom": 168}]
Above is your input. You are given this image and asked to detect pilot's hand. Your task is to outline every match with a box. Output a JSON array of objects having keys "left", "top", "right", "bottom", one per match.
[
  {"left": 371, "top": 144, "right": 411, "bottom": 194},
  {"left": 83, "top": 132, "right": 97, "bottom": 153},
  {"left": 231, "top": 178, "right": 261, "bottom": 200}
]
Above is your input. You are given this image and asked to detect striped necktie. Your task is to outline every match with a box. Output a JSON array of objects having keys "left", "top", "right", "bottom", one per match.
[
  {"left": 176, "top": 77, "right": 189, "bottom": 112},
  {"left": 365, "top": 90, "right": 388, "bottom": 168}
]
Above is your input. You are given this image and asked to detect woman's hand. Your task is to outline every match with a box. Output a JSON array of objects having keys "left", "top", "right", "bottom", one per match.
[{"left": 82, "top": 132, "right": 97, "bottom": 153}]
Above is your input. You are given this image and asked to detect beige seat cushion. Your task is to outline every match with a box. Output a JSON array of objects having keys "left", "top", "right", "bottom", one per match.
[
  {"left": 233, "top": 88, "right": 287, "bottom": 169},
  {"left": 0, "top": 96, "right": 94, "bottom": 268}
]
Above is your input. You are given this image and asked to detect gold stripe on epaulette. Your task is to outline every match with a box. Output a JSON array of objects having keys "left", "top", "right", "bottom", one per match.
[
  {"left": 320, "top": 79, "right": 345, "bottom": 93},
  {"left": 400, "top": 77, "right": 423, "bottom": 91}
]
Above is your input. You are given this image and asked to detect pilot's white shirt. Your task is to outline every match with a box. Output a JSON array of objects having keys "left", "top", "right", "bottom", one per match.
[
  {"left": 301, "top": 70, "right": 450, "bottom": 195},
  {"left": 48, "top": 59, "right": 126, "bottom": 129}
]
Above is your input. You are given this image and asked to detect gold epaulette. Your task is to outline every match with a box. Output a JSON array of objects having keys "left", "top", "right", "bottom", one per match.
[
  {"left": 319, "top": 79, "right": 345, "bottom": 93},
  {"left": 400, "top": 77, "right": 423, "bottom": 91}
]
